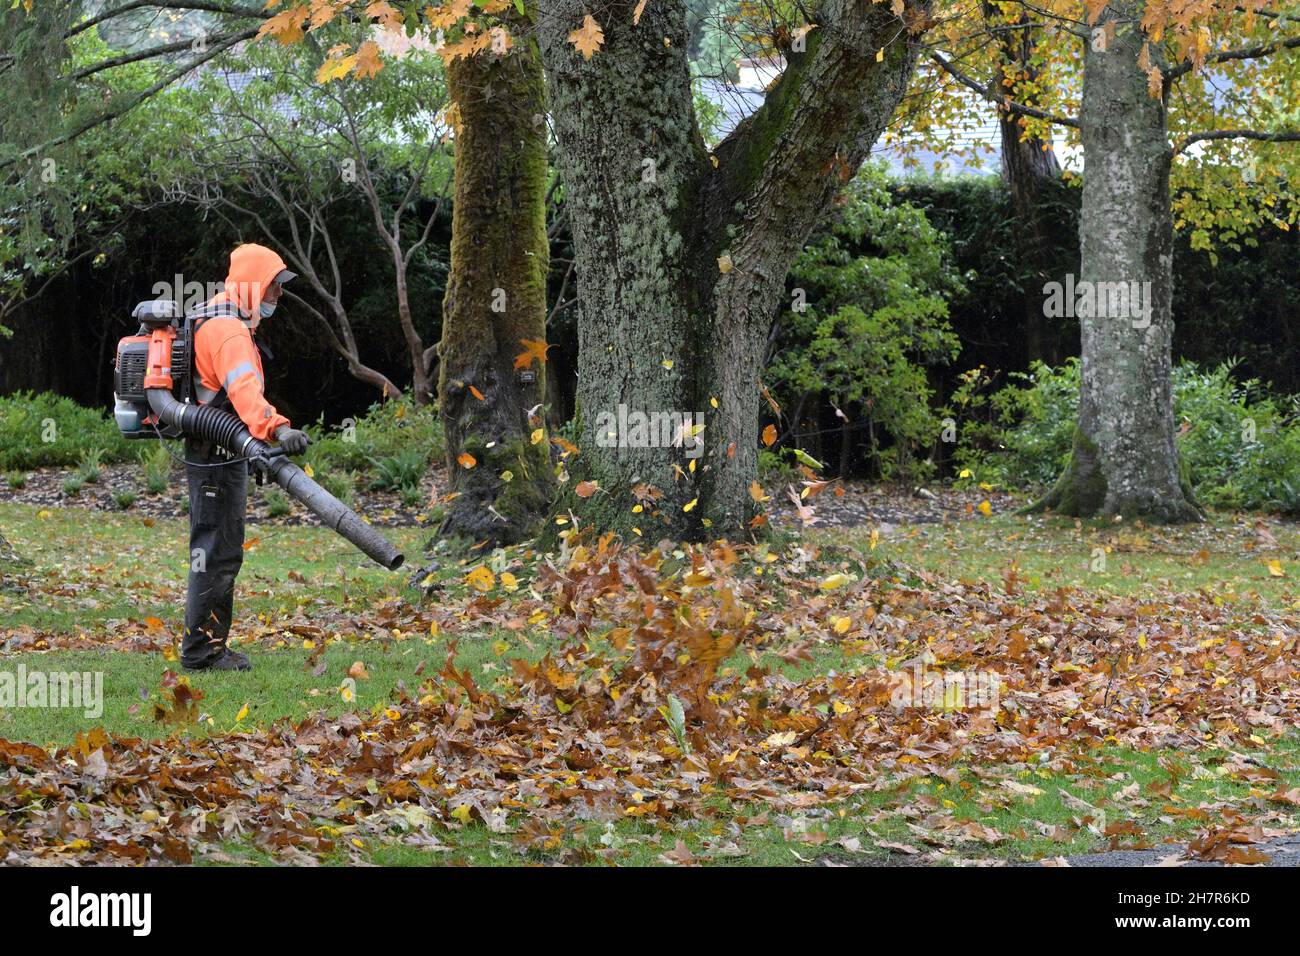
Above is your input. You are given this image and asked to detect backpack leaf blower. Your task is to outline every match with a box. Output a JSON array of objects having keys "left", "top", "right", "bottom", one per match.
[{"left": 113, "top": 298, "right": 405, "bottom": 571}]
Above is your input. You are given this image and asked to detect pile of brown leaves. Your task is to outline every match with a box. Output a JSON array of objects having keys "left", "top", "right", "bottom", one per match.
[{"left": 3, "top": 533, "right": 1299, "bottom": 864}]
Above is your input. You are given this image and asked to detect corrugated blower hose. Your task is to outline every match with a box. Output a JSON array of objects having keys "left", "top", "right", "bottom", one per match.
[{"left": 112, "top": 297, "right": 405, "bottom": 571}]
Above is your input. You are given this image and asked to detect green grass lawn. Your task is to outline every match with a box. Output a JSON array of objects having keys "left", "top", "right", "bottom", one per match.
[
  {"left": 4, "top": 500, "right": 1300, "bottom": 866},
  {"left": 0, "top": 501, "right": 431, "bottom": 635},
  {"left": 834, "top": 509, "right": 1300, "bottom": 607}
]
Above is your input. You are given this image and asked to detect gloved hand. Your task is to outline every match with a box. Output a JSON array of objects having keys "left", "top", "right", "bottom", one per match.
[{"left": 274, "top": 425, "right": 310, "bottom": 454}]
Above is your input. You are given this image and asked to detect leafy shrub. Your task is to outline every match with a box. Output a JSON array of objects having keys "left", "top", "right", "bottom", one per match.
[
  {"left": 139, "top": 443, "right": 172, "bottom": 495},
  {"left": 955, "top": 359, "right": 1300, "bottom": 512},
  {"left": 398, "top": 482, "right": 424, "bottom": 508},
  {"left": 767, "top": 165, "right": 964, "bottom": 481},
  {"left": 318, "top": 470, "right": 356, "bottom": 507},
  {"left": 0, "top": 392, "right": 133, "bottom": 470},
  {"left": 950, "top": 361, "right": 1081, "bottom": 489},
  {"left": 367, "top": 449, "right": 427, "bottom": 492},
  {"left": 61, "top": 475, "right": 83, "bottom": 496},
  {"left": 264, "top": 488, "right": 292, "bottom": 518},
  {"left": 77, "top": 447, "right": 104, "bottom": 484},
  {"left": 309, "top": 396, "right": 443, "bottom": 476},
  {"left": 112, "top": 488, "right": 136, "bottom": 510},
  {"left": 5, "top": 470, "right": 25, "bottom": 489}
]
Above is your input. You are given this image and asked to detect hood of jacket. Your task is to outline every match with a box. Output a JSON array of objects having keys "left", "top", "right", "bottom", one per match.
[{"left": 209, "top": 243, "right": 289, "bottom": 320}]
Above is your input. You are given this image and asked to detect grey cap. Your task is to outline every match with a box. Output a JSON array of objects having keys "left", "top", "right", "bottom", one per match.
[{"left": 273, "top": 269, "right": 297, "bottom": 284}]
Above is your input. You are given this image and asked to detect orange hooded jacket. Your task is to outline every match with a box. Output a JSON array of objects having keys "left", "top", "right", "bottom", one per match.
[{"left": 193, "top": 244, "right": 291, "bottom": 441}]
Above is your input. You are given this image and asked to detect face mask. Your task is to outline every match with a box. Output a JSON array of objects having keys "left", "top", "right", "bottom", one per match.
[{"left": 260, "top": 300, "right": 277, "bottom": 318}]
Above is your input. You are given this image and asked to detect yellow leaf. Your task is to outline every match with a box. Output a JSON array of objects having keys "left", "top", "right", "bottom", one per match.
[
  {"left": 500, "top": 572, "right": 519, "bottom": 591},
  {"left": 831, "top": 615, "right": 851, "bottom": 635},
  {"left": 450, "top": 804, "right": 473, "bottom": 825},
  {"left": 303, "top": 463, "right": 315, "bottom": 478},
  {"left": 1268, "top": 559, "right": 1285, "bottom": 577},
  {"left": 977, "top": 500, "right": 992, "bottom": 516},
  {"left": 568, "top": 14, "right": 605, "bottom": 59},
  {"left": 717, "top": 252, "right": 733, "bottom": 274},
  {"left": 465, "top": 565, "right": 495, "bottom": 592},
  {"left": 683, "top": 497, "right": 698, "bottom": 512},
  {"left": 820, "top": 573, "right": 851, "bottom": 591},
  {"left": 762, "top": 424, "right": 777, "bottom": 447},
  {"left": 869, "top": 528, "right": 879, "bottom": 551},
  {"left": 457, "top": 452, "right": 477, "bottom": 469},
  {"left": 633, "top": 0, "right": 648, "bottom": 24},
  {"left": 662, "top": 359, "right": 674, "bottom": 370},
  {"left": 316, "top": 53, "right": 357, "bottom": 84},
  {"left": 235, "top": 702, "right": 249, "bottom": 722},
  {"left": 530, "top": 428, "right": 544, "bottom": 445}
]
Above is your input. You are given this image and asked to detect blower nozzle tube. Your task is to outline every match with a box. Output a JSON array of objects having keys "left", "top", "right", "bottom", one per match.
[{"left": 146, "top": 389, "right": 405, "bottom": 571}]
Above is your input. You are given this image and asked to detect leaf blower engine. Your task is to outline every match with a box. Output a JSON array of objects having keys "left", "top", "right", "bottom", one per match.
[{"left": 113, "top": 298, "right": 404, "bottom": 571}]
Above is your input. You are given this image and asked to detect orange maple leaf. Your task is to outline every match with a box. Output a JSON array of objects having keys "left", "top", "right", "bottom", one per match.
[
  {"left": 353, "top": 40, "right": 384, "bottom": 79},
  {"left": 514, "top": 338, "right": 552, "bottom": 370}
]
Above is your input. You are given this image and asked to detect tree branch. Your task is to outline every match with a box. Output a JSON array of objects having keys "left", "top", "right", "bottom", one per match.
[
  {"left": 1165, "top": 32, "right": 1300, "bottom": 83},
  {"left": 928, "top": 50, "right": 1079, "bottom": 128},
  {"left": 1174, "top": 128, "right": 1300, "bottom": 154},
  {"left": 66, "top": 1, "right": 268, "bottom": 39},
  {"left": 3, "top": 24, "right": 260, "bottom": 169}
]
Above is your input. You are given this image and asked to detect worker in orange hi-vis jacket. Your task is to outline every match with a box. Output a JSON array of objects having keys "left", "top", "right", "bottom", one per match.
[{"left": 182, "top": 243, "right": 310, "bottom": 672}]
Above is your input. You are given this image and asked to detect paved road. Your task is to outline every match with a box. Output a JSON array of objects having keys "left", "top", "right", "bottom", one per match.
[{"left": 1060, "top": 833, "right": 1300, "bottom": 867}]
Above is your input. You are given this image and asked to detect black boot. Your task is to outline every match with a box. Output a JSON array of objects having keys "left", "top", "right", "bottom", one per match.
[{"left": 183, "top": 648, "right": 251, "bottom": 672}]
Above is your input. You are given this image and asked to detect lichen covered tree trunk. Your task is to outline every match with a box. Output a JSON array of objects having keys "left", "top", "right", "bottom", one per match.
[
  {"left": 437, "top": 15, "right": 554, "bottom": 544},
  {"left": 1031, "top": 1, "right": 1200, "bottom": 522},
  {"left": 538, "top": 0, "right": 927, "bottom": 539}
]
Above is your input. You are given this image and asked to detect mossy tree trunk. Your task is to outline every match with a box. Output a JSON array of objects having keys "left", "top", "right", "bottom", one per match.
[
  {"left": 538, "top": 0, "right": 928, "bottom": 539},
  {"left": 1030, "top": 1, "right": 1200, "bottom": 523},
  {"left": 437, "top": 11, "right": 554, "bottom": 545}
]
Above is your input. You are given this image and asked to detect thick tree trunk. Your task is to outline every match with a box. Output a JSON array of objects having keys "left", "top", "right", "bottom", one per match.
[
  {"left": 437, "top": 13, "right": 554, "bottom": 545},
  {"left": 1031, "top": 2, "right": 1200, "bottom": 522},
  {"left": 538, "top": 0, "right": 927, "bottom": 538}
]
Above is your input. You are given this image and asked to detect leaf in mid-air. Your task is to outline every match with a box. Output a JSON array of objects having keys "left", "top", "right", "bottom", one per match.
[{"left": 568, "top": 14, "right": 605, "bottom": 59}]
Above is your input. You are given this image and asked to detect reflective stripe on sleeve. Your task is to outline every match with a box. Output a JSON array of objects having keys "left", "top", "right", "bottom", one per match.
[{"left": 222, "top": 360, "right": 263, "bottom": 391}]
